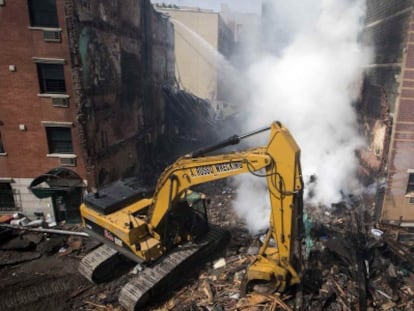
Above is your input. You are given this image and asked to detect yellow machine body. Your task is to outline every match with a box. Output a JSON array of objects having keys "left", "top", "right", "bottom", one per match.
[{"left": 80, "top": 121, "right": 304, "bottom": 290}]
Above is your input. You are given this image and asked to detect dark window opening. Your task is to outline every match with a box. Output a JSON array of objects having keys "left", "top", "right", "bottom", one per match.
[
  {"left": 28, "top": 0, "right": 58, "bottom": 28},
  {"left": 0, "top": 183, "right": 16, "bottom": 211},
  {"left": 406, "top": 173, "right": 414, "bottom": 195},
  {"left": 0, "top": 131, "right": 4, "bottom": 153},
  {"left": 37, "top": 63, "right": 66, "bottom": 94},
  {"left": 46, "top": 127, "right": 73, "bottom": 154}
]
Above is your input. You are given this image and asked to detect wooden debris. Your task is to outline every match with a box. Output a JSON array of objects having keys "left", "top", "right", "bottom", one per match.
[
  {"left": 69, "top": 285, "right": 93, "bottom": 299},
  {"left": 84, "top": 300, "right": 107, "bottom": 309},
  {"left": 383, "top": 235, "right": 414, "bottom": 272},
  {"left": 2, "top": 181, "right": 414, "bottom": 310},
  {"left": 381, "top": 301, "right": 396, "bottom": 311},
  {"left": 265, "top": 294, "right": 293, "bottom": 311},
  {"left": 202, "top": 280, "right": 214, "bottom": 304},
  {"left": 235, "top": 293, "right": 292, "bottom": 311}
]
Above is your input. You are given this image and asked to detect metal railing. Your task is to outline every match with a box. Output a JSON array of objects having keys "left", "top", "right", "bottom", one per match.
[{"left": 0, "top": 189, "right": 22, "bottom": 211}]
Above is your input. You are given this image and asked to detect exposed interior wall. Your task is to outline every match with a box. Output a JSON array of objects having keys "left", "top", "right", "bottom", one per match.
[
  {"left": 156, "top": 8, "right": 220, "bottom": 101},
  {"left": 382, "top": 6, "right": 414, "bottom": 224},
  {"left": 362, "top": 0, "right": 414, "bottom": 224}
]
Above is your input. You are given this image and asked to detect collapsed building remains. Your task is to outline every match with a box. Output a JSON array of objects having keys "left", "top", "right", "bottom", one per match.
[{"left": 361, "top": 0, "right": 414, "bottom": 226}]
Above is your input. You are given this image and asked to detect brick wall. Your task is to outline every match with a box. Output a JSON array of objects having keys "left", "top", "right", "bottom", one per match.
[{"left": 0, "top": 0, "right": 86, "bottom": 178}]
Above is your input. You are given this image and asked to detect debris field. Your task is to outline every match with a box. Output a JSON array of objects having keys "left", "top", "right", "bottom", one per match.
[{"left": 0, "top": 180, "right": 414, "bottom": 311}]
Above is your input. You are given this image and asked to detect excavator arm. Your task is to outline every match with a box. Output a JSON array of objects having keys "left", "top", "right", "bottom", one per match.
[
  {"left": 148, "top": 121, "right": 304, "bottom": 290},
  {"left": 79, "top": 121, "right": 304, "bottom": 310},
  {"left": 148, "top": 148, "right": 271, "bottom": 228}
]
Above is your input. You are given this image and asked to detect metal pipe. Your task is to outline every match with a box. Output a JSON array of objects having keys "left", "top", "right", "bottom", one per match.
[
  {"left": 190, "top": 124, "right": 272, "bottom": 158},
  {"left": 239, "top": 125, "right": 271, "bottom": 140},
  {"left": 0, "top": 223, "right": 89, "bottom": 237}
]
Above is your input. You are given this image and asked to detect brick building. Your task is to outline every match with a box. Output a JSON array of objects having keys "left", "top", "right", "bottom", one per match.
[{"left": 0, "top": 0, "right": 176, "bottom": 222}]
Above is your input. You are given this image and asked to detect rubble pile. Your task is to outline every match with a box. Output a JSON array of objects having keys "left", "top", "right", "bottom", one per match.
[
  {"left": 143, "top": 186, "right": 414, "bottom": 311},
  {"left": 300, "top": 200, "right": 414, "bottom": 311},
  {"left": 0, "top": 214, "right": 88, "bottom": 267},
  {"left": 0, "top": 216, "right": 93, "bottom": 310},
  {"left": 1, "top": 181, "right": 414, "bottom": 310}
]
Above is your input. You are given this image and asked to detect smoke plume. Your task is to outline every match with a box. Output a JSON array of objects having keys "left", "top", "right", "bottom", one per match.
[{"left": 231, "top": 0, "right": 372, "bottom": 232}]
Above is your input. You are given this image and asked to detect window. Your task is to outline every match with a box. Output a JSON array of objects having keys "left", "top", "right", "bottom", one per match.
[
  {"left": 37, "top": 63, "right": 66, "bottom": 94},
  {"left": 406, "top": 173, "right": 414, "bottom": 196},
  {"left": 0, "top": 183, "right": 16, "bottom": 211},
  {"left": 46, "top": 127, "right": 73, "bottom": 154},
  {"left": 28, "top": 0, "right": 58, "bottom": 28}
]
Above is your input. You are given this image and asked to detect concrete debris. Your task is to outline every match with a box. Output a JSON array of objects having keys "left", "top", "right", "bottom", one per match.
[
  {"left": 212, "top": 258, "right": 226, "bottom": 269},
  {"left": 10, "top": 217, "right": 30, "bottom": 226},
  {"left": 370, "top": 228, "right": 384, "bottom": 239}
]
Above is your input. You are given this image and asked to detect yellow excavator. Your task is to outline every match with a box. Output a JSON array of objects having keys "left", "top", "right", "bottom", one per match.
[{"left": 78, "top": 121, "right": 304, "bottom": 310}]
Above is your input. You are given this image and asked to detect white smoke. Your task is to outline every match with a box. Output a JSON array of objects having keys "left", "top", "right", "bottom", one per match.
[{"left": 231, "top": 0, "right": 372, "bottom": 233}]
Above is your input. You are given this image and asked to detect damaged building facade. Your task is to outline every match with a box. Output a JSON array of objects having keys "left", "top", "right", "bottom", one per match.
[
  {"left": 0, "top": 0, "right": 216, "bottom": 222},
  {"left": 154, "top": 5, "right": 235, "bottom": 110},
  {"left": 362, "top": 0, "right": 414, "bottom": 226}
]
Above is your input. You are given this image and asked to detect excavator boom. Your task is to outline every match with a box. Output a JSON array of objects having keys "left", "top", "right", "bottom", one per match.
[{"left": 78, "top": 121, "right": 304, "bottom": 310}]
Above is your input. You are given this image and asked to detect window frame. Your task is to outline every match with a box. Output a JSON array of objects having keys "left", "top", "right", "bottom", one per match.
[
  {"left": 36, "top": 62, "right": 66, "bottom": 94},
  {"left": 0, "top": 182, "right": 16, "bottom": 211},
  {"left": 42, "top": 122, "right": 74, "bottom": 155},
  {"left": 406, "top": 172, "right": 414, "bottom": 196},
  {"left": 28, "top": 0, "right": 59, "bottom": 28}
]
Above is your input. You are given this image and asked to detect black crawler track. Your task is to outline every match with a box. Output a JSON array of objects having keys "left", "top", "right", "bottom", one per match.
[{"left": 78, "top": 226, "right": 230, "bottom": 310}]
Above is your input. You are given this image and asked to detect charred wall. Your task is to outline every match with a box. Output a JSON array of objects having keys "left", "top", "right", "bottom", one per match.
[
  {"left": 65, "top": 0, "right": 175, "bottom": 187},
  {"left": 363, "top": 0, "right": 411, "bottom": 114},
  {"left": 362, "top": 0, "right": 414, "bottom": 224},
  {"left": 359, "top": 1, "right": 411, "bottom": 179}
]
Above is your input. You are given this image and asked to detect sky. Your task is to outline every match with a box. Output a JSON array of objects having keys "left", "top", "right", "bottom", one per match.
[{"left": 150, "top": 0, "right": 261, "bottom": 14}]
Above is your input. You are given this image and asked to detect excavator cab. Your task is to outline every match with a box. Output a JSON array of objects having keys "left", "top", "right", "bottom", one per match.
[{"left": 159, "top": 190, "right": 209, "bottom": 249}]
